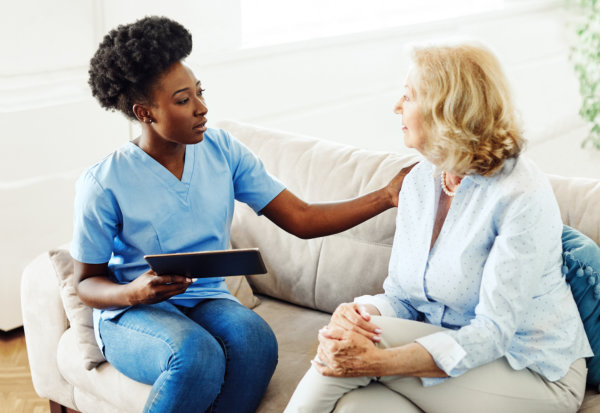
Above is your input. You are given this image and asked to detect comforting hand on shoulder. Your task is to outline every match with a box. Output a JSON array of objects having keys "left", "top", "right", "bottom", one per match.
[{"left": 385, "top": 162, "right": 418, "bottom": 207}]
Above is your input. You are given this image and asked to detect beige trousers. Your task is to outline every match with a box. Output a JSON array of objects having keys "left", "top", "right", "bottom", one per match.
[{"left": 284, "top": 316, "right": 587, "bottom": 413}]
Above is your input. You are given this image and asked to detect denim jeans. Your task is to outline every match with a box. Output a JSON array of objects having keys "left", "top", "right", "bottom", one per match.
[{"left": 98, "top": 298, "right": 278, "bottom": 413}]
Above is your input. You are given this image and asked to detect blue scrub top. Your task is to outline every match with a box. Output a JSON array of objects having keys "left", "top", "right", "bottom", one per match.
[{"left": 70, "top": 128, "right": 285, "bottom": 329}]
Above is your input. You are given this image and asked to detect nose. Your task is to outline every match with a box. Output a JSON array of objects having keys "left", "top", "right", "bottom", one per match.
[
  {"left": 194, "top": 95, "right": 208, "bottom": 116},
  {"left": 393, "top": 98, "right": 403, "bottom": 114}
]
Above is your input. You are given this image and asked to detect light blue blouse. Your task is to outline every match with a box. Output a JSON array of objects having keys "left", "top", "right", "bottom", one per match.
[
  {"left": 70, "top": 128, "right": 285, "bottom": 349},
  {"left": 355, "top": 157, "right": 592, "bottom": 384}
]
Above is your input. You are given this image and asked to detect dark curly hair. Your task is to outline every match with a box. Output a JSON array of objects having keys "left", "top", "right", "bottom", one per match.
[{"left": 88, "top": 16, "right": 192, "bottom": 120}]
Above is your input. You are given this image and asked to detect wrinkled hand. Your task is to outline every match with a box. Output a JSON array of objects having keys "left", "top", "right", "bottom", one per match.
[
  {"left": 328, "top": 302, "right": 382, "bottom": 343},
  {"left": 313, "top": 325, "right": 383, "bottom": 377},
  {"left": 126, "top": 270, "right": 193, "bottom": 305},
  {"left": 386, "top": 162, "right": 418, "bottom": 207}
]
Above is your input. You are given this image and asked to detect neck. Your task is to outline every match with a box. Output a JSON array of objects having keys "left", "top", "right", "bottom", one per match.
[
  {"left": 441, "top": 170, "right": 463, "bottom": 197},
  {"left": 445, "top": 172, "right": 462, "bottom": 188},
  {"left": 136, "top": 128, "right": 186, "bottom": 165},
  {"left": 134, "top": 128, "right": 186, "bottom": 179}
]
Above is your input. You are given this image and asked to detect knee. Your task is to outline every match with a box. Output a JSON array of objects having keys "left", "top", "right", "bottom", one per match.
[
  {"left": 253, "top": 316, "right": 278, "bottom": 363},
  {"left": 171, "top": 329, "right": 226, "bottom": 383},
  {"left": 237, "top": 313, "right": 278, "bottom": 362}
]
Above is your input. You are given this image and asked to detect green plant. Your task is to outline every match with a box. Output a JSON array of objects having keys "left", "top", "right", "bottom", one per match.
[{"left": 570, "top": 0, "right": 600, "bottom": 149}]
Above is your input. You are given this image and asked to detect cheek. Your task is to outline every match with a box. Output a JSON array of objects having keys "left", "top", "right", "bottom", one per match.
[{"left": 167, "top": 111, "right": 190, "bottom": 127}]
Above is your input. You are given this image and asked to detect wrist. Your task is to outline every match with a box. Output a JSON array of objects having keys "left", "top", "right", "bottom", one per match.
[
  {"left": 380, "top": 185, "right": 396, "bottom": 209},
  {"left": 369, "top": 346, "right": 390, "bottom": 376},
  {"left": 123, "top": 283, "right": 138, "bottom": 306}
]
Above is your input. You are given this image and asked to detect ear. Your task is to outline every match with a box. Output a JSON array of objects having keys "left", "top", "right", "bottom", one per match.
[{"left": 132, "top": 103, "right": 154, "bottom": 124}]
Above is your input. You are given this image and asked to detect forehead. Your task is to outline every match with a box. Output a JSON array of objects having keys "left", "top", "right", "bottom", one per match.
[
  {"left": 155, "top": 61, "right": 198, "bottom": 93},
  {"left": 404, "top": 67, "right": 419, "bottom": 95}
]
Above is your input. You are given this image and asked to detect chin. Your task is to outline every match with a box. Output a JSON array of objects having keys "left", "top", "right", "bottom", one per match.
[{"left": 191, "top": 132, "right": 205, "bottom": 143}]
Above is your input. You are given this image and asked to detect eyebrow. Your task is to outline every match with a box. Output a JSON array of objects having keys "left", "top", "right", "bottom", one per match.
[{"left": 172, "top": 81, "right": 202, "bottom": 97}]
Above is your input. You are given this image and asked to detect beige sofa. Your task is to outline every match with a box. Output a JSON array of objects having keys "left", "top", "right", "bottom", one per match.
[{"left": 22, "top": 120, "right": 600, "bottom": 412}]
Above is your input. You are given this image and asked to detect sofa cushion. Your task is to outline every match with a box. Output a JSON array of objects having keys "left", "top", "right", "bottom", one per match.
[
  {"left": 56, "top": 295, "right": 329, "bottom": 413},
  {"left": 253, "top": 296, "right": 331, "bottom": 413},
  {"left": 220, "top": 120, "right": 420, "bottom": 312},
  {"left": 561, "top": 225, "right": 600, "bottom": 388},
  {"left": 48, "top": 248, "right": 261, "bottom": 370},
  {"left": 57, "top": 328, "right": 148, "bottom": 413}
]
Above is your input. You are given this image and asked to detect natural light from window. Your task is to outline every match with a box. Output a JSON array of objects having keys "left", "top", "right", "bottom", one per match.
[{"left": 242, "top": 0, "right": 506, "bottom": 48}]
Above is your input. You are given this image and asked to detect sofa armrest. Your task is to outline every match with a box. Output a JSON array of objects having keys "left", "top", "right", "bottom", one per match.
[{"left": 21, "top": 251, "right": 75, "bottom": 407}]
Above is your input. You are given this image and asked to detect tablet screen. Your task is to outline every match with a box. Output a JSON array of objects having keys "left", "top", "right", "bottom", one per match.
[{"left": 144, "top": 248, "right": 267, "bottom": 278}]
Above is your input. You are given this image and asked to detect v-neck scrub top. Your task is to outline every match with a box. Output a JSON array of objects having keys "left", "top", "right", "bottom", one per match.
[
  {"left": 355, "top": 157, "right": 593, "bottom": 385},
  {"left": 70, "top": 128, "right": 286, "bottom": 347}
]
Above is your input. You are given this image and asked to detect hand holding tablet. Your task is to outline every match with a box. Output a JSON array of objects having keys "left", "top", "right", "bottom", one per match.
[{"left": 144, "top": 248, "right": 267, "bottom": 279}]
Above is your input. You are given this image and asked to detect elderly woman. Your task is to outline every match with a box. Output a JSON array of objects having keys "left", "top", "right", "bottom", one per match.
[{"left": 284, "top": 43, "right": 593, "bottom": 413}]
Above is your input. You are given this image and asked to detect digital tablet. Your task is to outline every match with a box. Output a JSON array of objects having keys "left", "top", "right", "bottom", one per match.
[{"left": 144, "top": 248, "right": 267, "bottom": 278}]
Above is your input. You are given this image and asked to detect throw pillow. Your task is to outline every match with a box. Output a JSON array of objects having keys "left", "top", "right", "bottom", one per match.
[
  {"left": 48, "top": 249, "right": 105, "bottom": 370},
  {"left": 561, "top": 225, "right": 600, "bottom": 388},
  {"left": 49, "top": 249, "right": 261, "bottom": 370},
  {"left": 226, "top": 275, "right": 262, "bottom": 309}
]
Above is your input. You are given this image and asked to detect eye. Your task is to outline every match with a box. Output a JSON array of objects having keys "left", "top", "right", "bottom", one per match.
[
  {"left": 197, "top": 88, "right": 206, "bottom": 97},
  {"left": 403, "top": 95, "right": 410, "bottom": 102},
  {"left": 177, "top": 98, "right": 189, "bottom": 105}
]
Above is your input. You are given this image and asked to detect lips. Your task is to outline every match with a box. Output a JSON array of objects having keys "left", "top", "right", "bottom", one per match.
[{"left": 193, "top": 120, "right": 207, "bottom": 132}]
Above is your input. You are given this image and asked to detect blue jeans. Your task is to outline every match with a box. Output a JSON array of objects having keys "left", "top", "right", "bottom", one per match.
[{"left": 98, "top": 299, "right": 278, "bottom": 413}]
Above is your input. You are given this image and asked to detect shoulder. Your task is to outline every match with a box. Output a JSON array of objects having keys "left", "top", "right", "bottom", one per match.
[
  {"left": 471, "top": 156, "right": 552, "bottom": 199},
  {"left": 401, "top": 160, "right": 435, "bottom": 192},
  {"left": 406, "top": 159, "right": 435, "bottom": 181},
  {"left": 483, "top": 157, "right": 560, "bottom": 230},
  {"left": 199, "top": 127, "right": 236, "bottom": 150},
  {"left": 500, "top": 156, "right": 548, "bottom": 190},
  {"left": 77, "top": 142, "right": 136, "bottom": 192},
  {"left": 194, "top": 127, "right": 250, "bottom": 161},
  {"left": 198, "top": 127, "right": 259, "bottom": 169}
]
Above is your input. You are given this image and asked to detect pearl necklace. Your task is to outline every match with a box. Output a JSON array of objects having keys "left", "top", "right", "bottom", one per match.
[{"left": 441, "top": 171, "right": 459, "bottom": 197}]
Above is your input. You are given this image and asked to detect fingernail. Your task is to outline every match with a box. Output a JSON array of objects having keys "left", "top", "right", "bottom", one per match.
[
  {"left": 372, "top": 335, "right": 381, "bottom": 342},
  {"left": 375, "top": 328, "right": 383, "bottom": 334}
]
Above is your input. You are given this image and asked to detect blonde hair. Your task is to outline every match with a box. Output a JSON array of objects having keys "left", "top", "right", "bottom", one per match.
[{"left": 410, "top": 43, "right": 524, "bottom": 176}]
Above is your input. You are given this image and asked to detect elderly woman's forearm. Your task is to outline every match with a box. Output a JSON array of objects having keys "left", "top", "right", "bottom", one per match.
[{"left": 377, "top": 342, "right": 448, "bottom": 378}]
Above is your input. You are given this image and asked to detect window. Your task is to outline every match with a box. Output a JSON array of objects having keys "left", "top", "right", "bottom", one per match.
[{"left": 241, "top": 0, "right": 505, "bottom": 48}]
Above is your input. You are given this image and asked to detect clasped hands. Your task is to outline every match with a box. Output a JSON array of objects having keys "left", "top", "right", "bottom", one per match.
[{"left": 312, "top": 302, "right": 384, "bottom": 377}]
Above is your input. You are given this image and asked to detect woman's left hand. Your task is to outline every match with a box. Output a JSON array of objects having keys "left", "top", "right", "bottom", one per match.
[
  {"left": 386, "top": 162, "right": 418, "bottom": 207},
  {"left": 312, "top": 325, "right": 383, "bottom": 377}
]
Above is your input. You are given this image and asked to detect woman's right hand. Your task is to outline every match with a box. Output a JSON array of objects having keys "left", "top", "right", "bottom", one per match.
[
  {"left": 125, "top": 270, "right": 194, "bottom": 305},
  {"left": 326, "top": 302, "right": 382, "bottom": 343}
]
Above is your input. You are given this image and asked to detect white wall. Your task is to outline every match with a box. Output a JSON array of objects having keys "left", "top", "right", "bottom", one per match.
[{"left": 2, "top": 0, "right": 598, "bottom": 330}]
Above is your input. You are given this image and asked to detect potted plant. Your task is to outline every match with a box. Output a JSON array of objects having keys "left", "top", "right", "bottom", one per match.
[{"left": 569, "top": 0, "right": 600, "bottom": 149}]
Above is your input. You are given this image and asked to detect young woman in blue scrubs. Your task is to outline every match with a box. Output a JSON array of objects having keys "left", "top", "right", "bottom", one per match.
[{"left": 71, "top": 16, "right": 413, "bottom": 413}]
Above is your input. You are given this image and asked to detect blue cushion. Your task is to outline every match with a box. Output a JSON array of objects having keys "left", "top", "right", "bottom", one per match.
[{"left": 562, "top": 225, "right": 600, "bottom": 387}]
